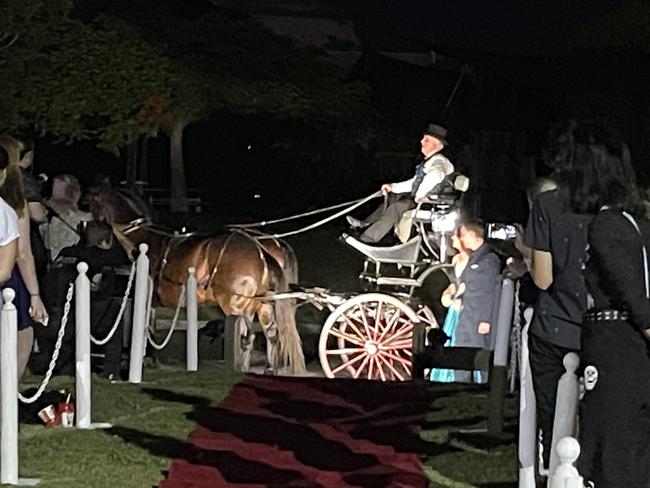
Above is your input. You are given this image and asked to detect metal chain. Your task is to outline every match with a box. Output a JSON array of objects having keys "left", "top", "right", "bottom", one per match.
[
  {"left": 147, "top": 280, "right": 185, "bottom": 351},
  {"left": 19, "top": 282, "right": 75, "bottom": 404},
  {"left": 90, "top": 261, "right": 136, "bottom": 346},
  {"left": 508, "top": 279, "right": 522, "bottom": 393}
]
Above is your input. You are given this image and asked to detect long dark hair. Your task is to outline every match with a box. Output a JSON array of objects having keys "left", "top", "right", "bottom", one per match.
[
  {"left": 0, "top": 135, "right": 26, "bottom": 217},
  {"left": 546, "top": 122, "right": 641, "bottom": 216}
]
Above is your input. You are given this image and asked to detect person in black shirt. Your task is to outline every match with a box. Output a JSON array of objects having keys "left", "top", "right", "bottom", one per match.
[
  {"left": 523, "top": 121, "right": 592, "bottom": 471},
  {"left": 512, "top": 177, "right": 558, "bottom": 306},
  {"left": 562, "top": 124, "right": 650, "bottom": 488},
  {"left": 38, "top": 221, "right": 130, "bottom": 377},
  {"left": 58, "top": 221, "right": 129, "bottom": 285}
]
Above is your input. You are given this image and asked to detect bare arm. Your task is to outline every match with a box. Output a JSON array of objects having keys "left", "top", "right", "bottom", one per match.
[
  {"left": 514, "top": 225, "right": 532, "bottom": 259},
  {"left": 16, "top": 215, "right": 47, "bottom": 321},
  {"left": 524, "top": 194, "right": 554, "bottom": 290},
  {"left": 0, "top": 240, "right": 16, "bottom": 283},
  {"left": 27, "top": 201, "right": 47, "bottom": 223},
  {"left": 441, "top": 283, "right": 457, "bottom": 308},
  {"left": 531, "top": 249, "right": 553, "bottom": 290}
]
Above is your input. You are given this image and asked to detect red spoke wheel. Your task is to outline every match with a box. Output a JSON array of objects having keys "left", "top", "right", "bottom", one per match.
[
  {"left": 318, "top": 293, "right": 420, "bottom": 381},
  {"left": 415, "top": 304, "right": 438, "bottom": 329}
]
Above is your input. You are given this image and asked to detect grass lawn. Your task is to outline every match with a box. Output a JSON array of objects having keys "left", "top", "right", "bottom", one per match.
[
  {"left": 420, "top": 385, "right": 518, "bottom": 487},
  {"left": 14, "top": 363, "right": 517, "bottom": 488},
  {"left": 13, "top": 362, "right": 240, "bottom": 488}
]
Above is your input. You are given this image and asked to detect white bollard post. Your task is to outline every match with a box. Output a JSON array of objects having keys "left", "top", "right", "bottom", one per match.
[
  {"left": 75, "top": 262, "right": 92, "bottom": 429},
  {"left": 494, "top": 278, "right": 515, "bottom": 367},
  {"left": 519, "top": 307, "right": 537, "bottom": 488},
  {"left": 186, "top": 267, "right": 198, "bottom": 372},
  {"left": 74, "top": 263, "right": 112, "bottom": 431},
  {"left": 1, "top": 288, "right": 19, "bottom": 485},
  {"left": 549, "top": 437, "right": 584, "bottom": 488},
  {"left": 129, "top": 243, "right": 150, "bottom": 384},
  {"left": 548, "top": 353, "right": 580, "bottom": 482},
  {"left": 0, "top": 290, "right": 40, "bottom": 485},
  {"left": 486, "top": 277, "right": 515, "bottom": 435}
]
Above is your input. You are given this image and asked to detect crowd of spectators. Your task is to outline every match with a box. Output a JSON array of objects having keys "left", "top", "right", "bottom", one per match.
[
  {"left": 524, "top": 122, "right": 650, "bottom": 487},
  {"left": 0, "top": 134, "right": 130, "bottom": 380}
]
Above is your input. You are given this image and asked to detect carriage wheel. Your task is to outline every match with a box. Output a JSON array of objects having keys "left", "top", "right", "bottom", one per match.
[
  {"left": 319, "top": 293, "right": 420, "bottom": 381},
  {"left": 415, "top": 304, "right": 438, "bottom": 329}
]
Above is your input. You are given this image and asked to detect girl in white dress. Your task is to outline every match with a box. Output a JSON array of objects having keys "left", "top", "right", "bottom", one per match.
[
  {"left": 0, "top": 137, "right": 48, "bottom": 379},
  {"left": 0, "top": 147, "right": 19, "bottom": 279}
]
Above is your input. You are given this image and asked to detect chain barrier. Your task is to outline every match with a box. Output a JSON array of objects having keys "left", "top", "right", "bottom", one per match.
[
  {"left": 90, "top": 261, "right": 136, "bottom": 346},
  {"left": 147, "top": 279, "right": 186, "bottom": 351},
  {"left": 19, "top": 282, "right": 75, "bottom": 404},
  {"left": 144, "top": 277, "right": 154, "bottom": 336}
]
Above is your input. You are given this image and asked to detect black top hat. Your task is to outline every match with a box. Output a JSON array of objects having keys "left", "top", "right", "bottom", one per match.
[{"left": 423, "top": 123, "right": 448, "bottom": 144}]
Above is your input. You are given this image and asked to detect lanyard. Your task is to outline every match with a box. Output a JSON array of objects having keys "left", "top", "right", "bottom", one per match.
[{"left": 621, "top": 211, "right": 650, "bottom": 300}]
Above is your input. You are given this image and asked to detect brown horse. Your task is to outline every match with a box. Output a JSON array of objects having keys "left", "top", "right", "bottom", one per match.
[{"left": 87, "top": 186, "right": 305, "bottom": 375}]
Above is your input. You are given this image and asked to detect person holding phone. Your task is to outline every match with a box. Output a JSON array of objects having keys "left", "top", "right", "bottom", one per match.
[{"left": 523, "top": 120, "right": 591, "bottom": 473}]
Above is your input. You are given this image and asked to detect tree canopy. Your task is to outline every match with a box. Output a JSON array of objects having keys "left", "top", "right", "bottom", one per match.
[
  {"left": 1, "top": 0, "right": 378, "bottom": 153},
  {"left": 572, "top": 1, "right": 650, "bottom": 52}
]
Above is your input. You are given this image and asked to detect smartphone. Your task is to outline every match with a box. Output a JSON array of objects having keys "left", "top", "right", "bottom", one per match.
[{"left": 486, "top": 223, "right": 517, "bottom": 240}]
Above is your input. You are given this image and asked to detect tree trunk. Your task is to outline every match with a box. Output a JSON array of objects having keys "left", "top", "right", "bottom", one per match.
[
  {"left": 139, "top": 137, "right": 149, "bottom": 188},
  {"left": 169, "top": 120, "right": 189, "bottom": 213},
  {"left": 125, "top": 140, "right": 138, "bottom": 190}
]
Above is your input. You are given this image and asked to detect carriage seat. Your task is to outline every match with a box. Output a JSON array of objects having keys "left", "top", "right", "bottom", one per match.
[
  {"left": 342, "top": 233, "right": 421, "bottom": 265},
  {"left": 419, "top": 173, "right": 469, "bottom": 207},
  {"left": 395, "top": 173, "right": 469, "bottom": 243}
]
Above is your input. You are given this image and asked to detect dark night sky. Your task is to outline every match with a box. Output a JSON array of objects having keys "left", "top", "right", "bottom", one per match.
[
  {"left": 37, "top": 1, "right": 650, "bottom": 220},
  {"left": 353, "top": 0, "right": 629, "bottom": 56}
]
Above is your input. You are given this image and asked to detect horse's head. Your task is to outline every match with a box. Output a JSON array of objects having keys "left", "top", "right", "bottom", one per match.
[
  {"left": 90, "top": 187, "right": 152, "bottom": 226},
  {"left": 87, "top": 187, "right": 155, "bottom": 260}
]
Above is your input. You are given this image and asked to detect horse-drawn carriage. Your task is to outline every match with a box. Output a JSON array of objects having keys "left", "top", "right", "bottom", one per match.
[
  {"left": 282, "top": 174, "right": 469, "bottom": 381},
  {"left": 90, "top": 173, "right": 469, "bottom": 381}
]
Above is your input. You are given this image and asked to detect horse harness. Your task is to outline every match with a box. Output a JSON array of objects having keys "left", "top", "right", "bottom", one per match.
[
  {"left": 157, "top": 234, "right": 229, "bottom": 291},
  {"left": 116, "top": 219, "right": 275, "bottom": 296},
  {"left": 157, "top": 229, "right": 270, "bottom": 295}
]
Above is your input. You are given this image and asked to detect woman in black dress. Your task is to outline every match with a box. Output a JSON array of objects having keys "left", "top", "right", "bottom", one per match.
[{"left": 563, "top": 123, "right": 650, "bottom": 487}]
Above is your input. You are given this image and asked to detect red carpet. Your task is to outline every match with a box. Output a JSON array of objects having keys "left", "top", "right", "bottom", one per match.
[{"left": 159, "top": 374, "right": 428, "bottom": 487}]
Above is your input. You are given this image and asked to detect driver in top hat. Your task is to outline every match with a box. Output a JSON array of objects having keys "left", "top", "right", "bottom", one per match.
[{"left": 348, "top": 123, "right": 454, "bottom": 243}]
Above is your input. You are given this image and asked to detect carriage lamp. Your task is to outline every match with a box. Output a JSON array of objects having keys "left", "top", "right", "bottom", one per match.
[{"left": 430, "top": 210, "right": 458, "bottom": 234}]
